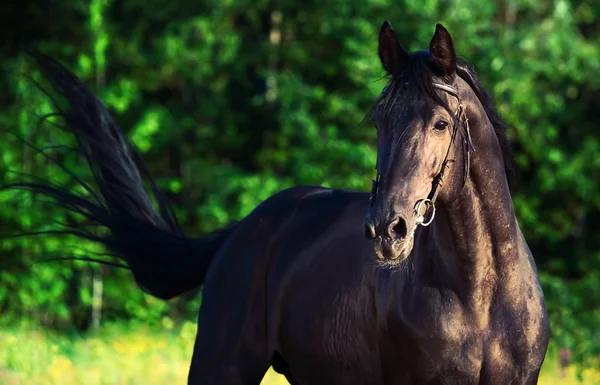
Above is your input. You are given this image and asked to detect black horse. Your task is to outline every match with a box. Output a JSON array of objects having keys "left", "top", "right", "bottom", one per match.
[{"left": 5, "top": 21, "right": 549, "bottom": 384}]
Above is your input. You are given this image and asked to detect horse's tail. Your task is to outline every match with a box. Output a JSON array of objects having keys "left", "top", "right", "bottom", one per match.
[{"left": 3, "top": 51, "right": 234, "bottom": 300}]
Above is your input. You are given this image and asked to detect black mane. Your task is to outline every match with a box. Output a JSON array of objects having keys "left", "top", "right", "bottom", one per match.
[{"left": 376, "top": 50, "right": 514, "bottom": 189}]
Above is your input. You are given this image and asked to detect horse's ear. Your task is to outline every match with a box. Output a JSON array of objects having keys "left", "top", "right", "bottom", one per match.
[
  {"left": 378, "top": 20, "right": 409, "bottom": 75},
  {"left": 429, "top": 23, "right": 456, "bottom": 78}
]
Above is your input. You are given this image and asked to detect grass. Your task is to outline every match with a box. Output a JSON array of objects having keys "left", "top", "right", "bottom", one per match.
[{"left": 0, "top": 322, "right": 598, "bottom": 385}]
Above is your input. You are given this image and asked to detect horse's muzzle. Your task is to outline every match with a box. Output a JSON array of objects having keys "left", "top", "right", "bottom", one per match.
[{"left": 364, "top": 215, "right": 415, "bottom": 262}]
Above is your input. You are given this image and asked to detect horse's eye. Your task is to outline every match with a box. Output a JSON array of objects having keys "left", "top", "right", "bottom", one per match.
[{"left": 433, "top": 120, "right": 448, "bottom": 131}]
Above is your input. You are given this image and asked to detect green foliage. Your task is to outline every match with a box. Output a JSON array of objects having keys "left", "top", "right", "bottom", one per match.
[{"left": 1, "top": 0, "right": 600, "bottom": 372}]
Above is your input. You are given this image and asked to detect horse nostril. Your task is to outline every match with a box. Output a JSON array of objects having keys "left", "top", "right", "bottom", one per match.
[
  {"left": 389, "top": 217, "right": 408, "bottom": 239},
  {"left": 364, "top": 221, "right": 377, "bottom": 240}
]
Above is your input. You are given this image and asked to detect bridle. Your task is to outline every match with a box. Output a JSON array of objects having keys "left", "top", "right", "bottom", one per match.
[{"left": 369, "top": 82, "right": 476, "bottom": 227}]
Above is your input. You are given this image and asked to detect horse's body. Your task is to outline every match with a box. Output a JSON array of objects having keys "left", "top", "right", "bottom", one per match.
[
  {"left": 6, "top": 22, "right": 549, "bottom": 385},
  {"left": 195, "top": 183, "right": 545, "bottom": 385}
]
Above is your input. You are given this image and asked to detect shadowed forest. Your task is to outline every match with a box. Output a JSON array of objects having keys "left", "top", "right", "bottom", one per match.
[{"left": 1, "top": 0, "right": 600, "bottom": 384}]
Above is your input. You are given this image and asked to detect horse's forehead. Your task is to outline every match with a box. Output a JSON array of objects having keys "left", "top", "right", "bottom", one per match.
[
  {"left": 377, "top": 91, "right": 436, "bottom": 119},
  {"left": 374, "top": 102, "right": 440, "bottom": 134}
]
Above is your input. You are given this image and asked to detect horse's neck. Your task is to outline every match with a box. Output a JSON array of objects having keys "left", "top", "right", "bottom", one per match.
[{"left": 428, "top": 151, "right": 523, "bottom": 313}]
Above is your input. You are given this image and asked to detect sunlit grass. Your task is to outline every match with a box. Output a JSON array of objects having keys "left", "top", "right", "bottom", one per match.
[{"left": 0, "top": 323, "right": 597, "bottom": 384}]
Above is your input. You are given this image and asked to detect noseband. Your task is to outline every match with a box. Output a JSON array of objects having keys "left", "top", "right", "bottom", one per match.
[{"left": 369, "top": 82, "right": 475, "bottom": 227}]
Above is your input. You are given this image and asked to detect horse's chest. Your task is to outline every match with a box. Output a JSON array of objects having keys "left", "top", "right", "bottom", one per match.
[
  {"left": 386, "top": 309, "right": 484, "bottom": 382},
  {"left": 385, "top": 297, "right": 544, "bottom": 384},
  {"left": 280, "top": 308, "right": 527, "bottom": 385}
]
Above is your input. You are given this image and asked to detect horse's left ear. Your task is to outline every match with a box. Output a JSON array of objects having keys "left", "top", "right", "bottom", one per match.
[
  {"left": 429, "top": 24, "right": 456, "bottom": 78},
  {"left": 378, "top": 20, "right": 410, "bottom": 75}
]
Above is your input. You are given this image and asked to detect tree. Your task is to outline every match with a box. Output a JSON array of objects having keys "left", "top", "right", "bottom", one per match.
[{"left": 1, "top": 0, "right": 599, "bottom": 369}]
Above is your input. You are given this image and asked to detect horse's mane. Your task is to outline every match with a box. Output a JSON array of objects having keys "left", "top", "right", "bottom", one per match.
[
  {"left": 455, "top": 58, "right": 514, "bottom": 189},
  {"left": 375, "top": 50, "right": 514, "bottom": 189}
]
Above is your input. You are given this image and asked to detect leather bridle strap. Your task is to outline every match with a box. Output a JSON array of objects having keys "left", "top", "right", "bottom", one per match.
[
  {"left": 369, "top": 82, "right": 475, "bottom": 228},
  {"left": 415, "top": 82, "right": 475, "bottom": 226}
]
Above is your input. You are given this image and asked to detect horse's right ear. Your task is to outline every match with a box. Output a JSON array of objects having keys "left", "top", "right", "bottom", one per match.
[{"left": 378, "top": 20, "right": 409, "bottom": 75}]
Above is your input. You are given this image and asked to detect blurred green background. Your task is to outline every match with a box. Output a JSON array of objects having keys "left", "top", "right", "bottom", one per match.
[{"left": 1, "top": 0, "right": 600, "bottom": 384}]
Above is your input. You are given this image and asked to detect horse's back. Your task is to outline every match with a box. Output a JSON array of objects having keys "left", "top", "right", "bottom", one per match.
[{"left": 205, "top": 184, "right": 373, "bottom": 301}]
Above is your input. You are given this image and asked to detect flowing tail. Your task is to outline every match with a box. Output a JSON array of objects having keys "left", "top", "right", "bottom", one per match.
[{"left": 2, "top": 51, "right": 234, "bottom": 300}]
